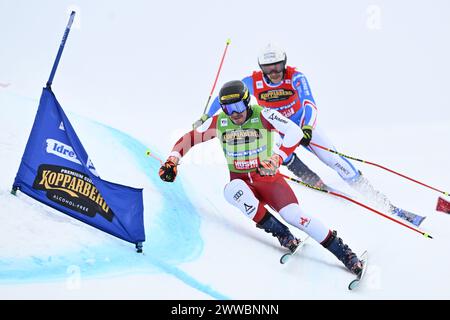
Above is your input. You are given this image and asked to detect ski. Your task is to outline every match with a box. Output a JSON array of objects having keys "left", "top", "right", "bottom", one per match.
[
  {"left": 348, "top": 250, "right": 368, "bottom": 290},
  {"left": 280, "top": 235, "right": 310, "bottom": 264},
  {"left": 325, "top": 186, "right": 426, "bottom": 227},
  {"left": 390, "top": 206, "right": 426, "bottom": 227}
]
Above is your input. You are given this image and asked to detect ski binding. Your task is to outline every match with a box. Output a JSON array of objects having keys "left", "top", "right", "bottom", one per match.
[
  {"left": 348, "top": 250, "right": 368, "bottom": 290},
  {"left": 280, "top": 235, "right": 310, "bottom": 264}
]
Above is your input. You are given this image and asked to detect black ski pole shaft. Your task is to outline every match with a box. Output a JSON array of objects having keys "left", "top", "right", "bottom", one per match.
[{"left": 46, "top": 11, "right": 76, "bottom": 88}]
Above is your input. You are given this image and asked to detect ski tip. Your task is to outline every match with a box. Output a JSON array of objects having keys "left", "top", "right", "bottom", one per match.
[
  {"left": 414, "top": 216, "right": 426, "bottom": 227},
  {"left": 279, "top": 236, "right": 310, "bottom": 265},
  {"left": 348, "top": 279, "right": 359, "bottom": 290},
  {"left": 348, "top": 251, "right": 368, "bottom": 291},
  {"left": 423, "top": 233, "right": 433, "bottom": 239},
  {"left": 360, "top": 250, "right": 368, "bottom": 259},
  {"left": 280, "top": 254, "right": 290, "bottom": 264}
]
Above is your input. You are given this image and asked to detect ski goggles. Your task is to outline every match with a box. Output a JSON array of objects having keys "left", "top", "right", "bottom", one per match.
[
  {"left": 260, "top": 61, "right": 285, "bottom": 75},
  {"left": 221, "top": 100, "right": 247, "bottom": 116}
]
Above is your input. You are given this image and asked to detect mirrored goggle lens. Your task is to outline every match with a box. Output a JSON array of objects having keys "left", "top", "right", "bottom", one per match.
[
  {"left": 221, "top": 100, "right": 247, "bottom": 115},
  {"left": 260, "top": 62, "right": 284, "bottom": 74}
]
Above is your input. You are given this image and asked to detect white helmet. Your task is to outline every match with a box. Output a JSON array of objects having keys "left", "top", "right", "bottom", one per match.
[{"left": 258, "top": 43, "right": 287, "bottom": 66}]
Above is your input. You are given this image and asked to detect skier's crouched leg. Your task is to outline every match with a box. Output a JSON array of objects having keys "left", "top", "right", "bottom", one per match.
[
  {"left": 278, "top": 203, "right": 330, "bottom": 243},
  {"left": 321, "top": 230, "right": 363, "bottom": 275},
  {"left": 224, "top": 179, "right": 299, "bottom": 252},
  {"left": 223, "top": 179, "right": 266, "bottom": 222}
]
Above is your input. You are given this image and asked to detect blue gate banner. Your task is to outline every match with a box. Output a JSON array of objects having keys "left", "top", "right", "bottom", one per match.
[{"left": 13, "top": 88, "right": 145, "bottom": 245}]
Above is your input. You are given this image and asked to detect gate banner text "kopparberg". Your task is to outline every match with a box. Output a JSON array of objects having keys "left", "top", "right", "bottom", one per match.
[{"left": 13, "top": 88, "right": 145, "bottom": 245}]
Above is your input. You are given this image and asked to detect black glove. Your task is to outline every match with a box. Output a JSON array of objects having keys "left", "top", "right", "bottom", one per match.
[
  {"left": 300, "top": 126, "right": 312, "bottom": 147},
  {"left": 159, "top": 157, "right": 178, "bottom": 182}
]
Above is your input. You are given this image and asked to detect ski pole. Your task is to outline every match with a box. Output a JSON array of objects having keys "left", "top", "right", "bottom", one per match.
[
  {"left": 310, "top": 142, "right": 450, "bottom": 197},
  {"left": 201, "top": 39, "right": 231, "bottom": 115},
  {"left": 47, "top": 11, "right": 76, "bottom": 89},
  {"left": 280, "top": 173, "right": 433, "bottom": 239},
  {"left": 145, "top": 149, "right": 163, "bottom": 165}
]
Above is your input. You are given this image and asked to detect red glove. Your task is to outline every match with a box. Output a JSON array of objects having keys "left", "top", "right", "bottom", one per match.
[
  {"left": 258, "top": 154, "right": 282, "bottom": 176},
  {"left": 159, "top": 156, "right": 179, "bottom": 182}
]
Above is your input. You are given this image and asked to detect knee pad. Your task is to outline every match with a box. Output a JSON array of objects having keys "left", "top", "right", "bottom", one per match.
[{"left": 223, "top": 179, "right": 260, "bottom": 220}]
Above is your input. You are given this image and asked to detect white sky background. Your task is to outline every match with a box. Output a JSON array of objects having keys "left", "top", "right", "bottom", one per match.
[{"left": 1, "top": 0, "right": 449, "bottom": 139}]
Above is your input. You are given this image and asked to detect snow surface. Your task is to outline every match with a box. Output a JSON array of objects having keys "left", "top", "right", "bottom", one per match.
[{"left": 1, "top": 0, "right": 450, "bottom": 299}]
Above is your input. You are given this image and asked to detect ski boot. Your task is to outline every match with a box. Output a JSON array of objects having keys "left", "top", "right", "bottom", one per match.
[
  {"left": 256, "top": 211, "right": 300, "bottom": 253},
  {"left": 322, "top": 230, "right": 363, "bottom": 275},
  {"left": 284, "top": 153, "right": 328, "bottom": 189}
]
